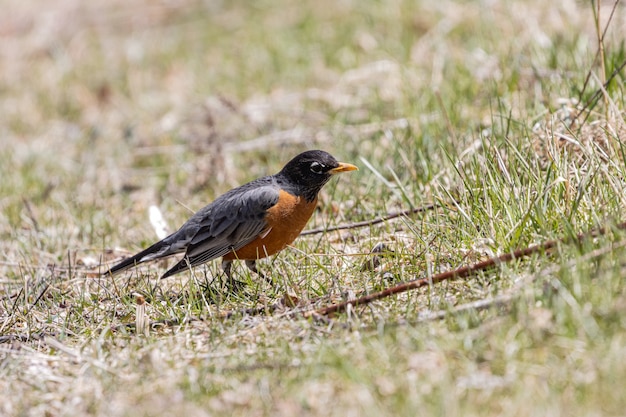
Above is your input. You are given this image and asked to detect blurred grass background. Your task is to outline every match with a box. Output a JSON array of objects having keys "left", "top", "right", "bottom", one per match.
[{"left": 1, "top": 0, "right": 626, "bottom": 415}]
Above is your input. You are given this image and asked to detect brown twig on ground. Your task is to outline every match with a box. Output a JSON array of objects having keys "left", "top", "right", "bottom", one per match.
[
  {"left": 415, "top": 294, "right": 516, "bottom": 322},
  {"left": 301, "top": 204, "right": 436, "bottom": 236},
  {"left": 308, "top": 221, "right": 626, "bottom": 317}
]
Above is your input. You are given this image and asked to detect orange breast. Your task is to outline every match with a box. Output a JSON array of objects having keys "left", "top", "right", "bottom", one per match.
[{"left": 223, "top": 190, "right": 317, "bottom": 261}]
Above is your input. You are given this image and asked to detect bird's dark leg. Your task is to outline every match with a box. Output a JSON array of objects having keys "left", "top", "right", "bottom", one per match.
[
  {"left": 221, "top": 260, "right": 244, "bottom": 292},
  {"left": 244, "top": 260, "right": 258, "bottom": 275},
  {"left": 222, "top": 259, "right": 233, "bottom": 280},
  {"left": 245, "top": 260, "right": 274, "bottom": 286}
]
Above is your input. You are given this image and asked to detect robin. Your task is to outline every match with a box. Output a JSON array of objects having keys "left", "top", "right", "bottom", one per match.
[{"left": 103, "top": 150, "right": 358, "bottom": 285}]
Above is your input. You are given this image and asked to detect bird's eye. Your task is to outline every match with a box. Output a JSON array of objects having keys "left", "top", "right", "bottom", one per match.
[{"left": 310, "top": 161, "right": 324, "bottom": 174}]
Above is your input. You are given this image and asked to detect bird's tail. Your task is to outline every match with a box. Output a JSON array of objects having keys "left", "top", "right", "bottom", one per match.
[{"left": 102, "top": 240, "right": 170, "bottom": 276}]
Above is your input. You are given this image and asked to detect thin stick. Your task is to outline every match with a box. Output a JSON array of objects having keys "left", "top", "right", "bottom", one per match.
[
  {"left": 415, "top": 294, "right": 516, "bottom": 322},
  {"left": 301, "top": 204, "right": 436, "bottom": 236}
]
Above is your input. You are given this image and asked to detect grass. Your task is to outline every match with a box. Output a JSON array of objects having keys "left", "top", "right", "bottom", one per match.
[{"left": 1, "top": 0, "right": 626, "bottom": 415}]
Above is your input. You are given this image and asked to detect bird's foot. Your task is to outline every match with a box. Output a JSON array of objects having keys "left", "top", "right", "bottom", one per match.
[
  {"left": 226, "top": 278, "right": 248, "bottom": 293},
  {"left": 245, "top": 260, "right": 276, "bottom": 287}
]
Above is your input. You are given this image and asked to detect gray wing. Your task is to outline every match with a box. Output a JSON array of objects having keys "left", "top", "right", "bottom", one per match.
[{"left": 159, "top": 182, "right": 279, "bottom": 278}]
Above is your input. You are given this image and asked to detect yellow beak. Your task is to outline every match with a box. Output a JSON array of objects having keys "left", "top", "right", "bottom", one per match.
[{"left": 329, "top": 162, "right": 358, "bottom": 174}]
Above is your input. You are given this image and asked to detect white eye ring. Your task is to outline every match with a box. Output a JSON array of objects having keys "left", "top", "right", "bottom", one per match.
[{"left": 310, "top": 161, "right": 324, "bottom": 174}]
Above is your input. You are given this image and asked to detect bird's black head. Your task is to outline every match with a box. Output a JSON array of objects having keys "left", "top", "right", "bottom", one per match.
[{"left": 277, "top": 150, "right": 358, "bottom": 201}]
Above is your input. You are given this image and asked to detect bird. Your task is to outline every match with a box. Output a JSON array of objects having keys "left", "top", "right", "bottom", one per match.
[{"left": 103, "top": 150, "right": 358, "bottom": 286}]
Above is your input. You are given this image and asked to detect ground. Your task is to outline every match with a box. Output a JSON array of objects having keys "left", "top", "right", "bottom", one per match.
[{"left": 1, "top": 0, "right": 626, "bottom": 416}]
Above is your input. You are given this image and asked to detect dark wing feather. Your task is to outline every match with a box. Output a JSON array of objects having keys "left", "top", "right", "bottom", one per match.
[{"left": 160, "top": 182, "right": 279, "bottom": 278}]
